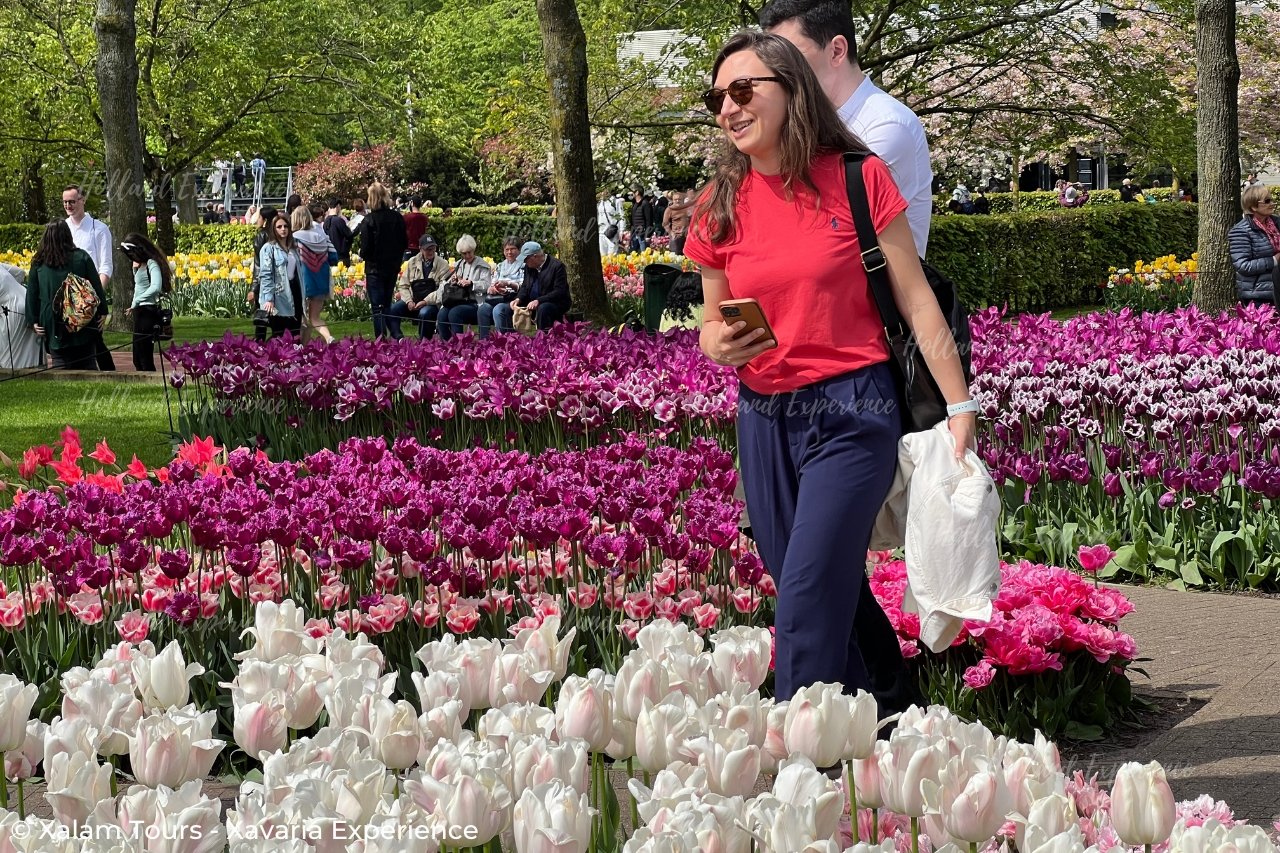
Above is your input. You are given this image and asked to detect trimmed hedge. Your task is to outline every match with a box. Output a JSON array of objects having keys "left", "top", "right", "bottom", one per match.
[
  {"left": 0, "top": 203, "right": 1199, "bottom": 312},
  {"left": 929, "top": 202, "right": 1198, "bottom": 311}
]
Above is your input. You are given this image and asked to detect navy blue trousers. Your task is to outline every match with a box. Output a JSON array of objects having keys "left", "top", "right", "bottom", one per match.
[{"left": 738, "top": 362, "right": 919, "bottom": 713}]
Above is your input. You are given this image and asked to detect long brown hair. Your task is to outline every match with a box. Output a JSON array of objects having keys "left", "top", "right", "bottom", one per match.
[
  {"left": 694, "top": 30, "right": 869, "bottom": 245},
  {"left": 120, "top": 232, "right": 174, "bottom": 293},
  {"left": 268, "top": 214, "right": 293, "bottom": 250},
  {"left": 32, "top": 220, "right": 76, "bottom": 269}
]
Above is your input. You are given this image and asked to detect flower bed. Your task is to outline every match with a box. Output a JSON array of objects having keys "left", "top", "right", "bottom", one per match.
[
  {"left": 1104, "top": 254, "right": 1197, "bottom": 312},
  {"left": 3, "top": 432, "right": 1138, "bottom": 746},
  {"left": 972, "top": 304, "right": 1280, "bottom": 589},
  {"left": 872, "top": 553, "right": 1137, "bottom": 741},
  {"left": 168, "top": 326, "right": 736, "bottom": 457},
  {"left": 0, "top": 609, "right": 1266, "bottom": 853}
]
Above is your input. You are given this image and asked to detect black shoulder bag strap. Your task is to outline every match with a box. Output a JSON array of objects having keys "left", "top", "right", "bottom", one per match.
[{"left": 843, "top": 151, "right": 908, "bottom": 339}]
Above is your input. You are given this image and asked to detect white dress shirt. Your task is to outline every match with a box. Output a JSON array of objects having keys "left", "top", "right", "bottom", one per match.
[
  {"left": 67, "top": 213, "right": 114, "bottom": 279},
  {"left": 838, "top": 77, "right": 935, "bottom": 259}
]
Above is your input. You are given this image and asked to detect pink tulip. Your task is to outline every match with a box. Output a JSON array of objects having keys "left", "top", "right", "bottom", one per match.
[
  {"left": 1077, "top": 544, "right": 1116, "bottom": 574},
  {"left": 115, "top": 610, "right": 150, "bottom": 643}
]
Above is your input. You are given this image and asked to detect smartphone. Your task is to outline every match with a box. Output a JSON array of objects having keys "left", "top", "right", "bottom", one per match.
[{"left": 719, "top": 298, "right": 777, "bottom": 345}]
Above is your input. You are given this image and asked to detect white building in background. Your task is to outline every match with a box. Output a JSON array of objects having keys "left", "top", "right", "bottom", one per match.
[{"left": 616, "top": 29, "right": 704, "bottom": 89}]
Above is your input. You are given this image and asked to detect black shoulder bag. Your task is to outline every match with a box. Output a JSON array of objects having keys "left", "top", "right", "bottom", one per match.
[{"left": 842, "top": 151, "right": 973, "bottom": 433}]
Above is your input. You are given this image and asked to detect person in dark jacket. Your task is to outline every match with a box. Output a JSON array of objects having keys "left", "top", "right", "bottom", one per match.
[
  {"left": 628, "top": 188, "right": 655, "bottom": 251},
  {"left": 354, "top": 182, "right": 408, "bottom": 339},
  {"left": 25, "top": 221, "right": 107, "bottom": 369},
  {"left": 1229, "top": 183, "right": 1280, "bottom": 305},
  {"left": 323, "top": 198, "right": 353, "bottom": 265},
  {"left": 508, "top": 241, "right": 571, "bottom": 331}
]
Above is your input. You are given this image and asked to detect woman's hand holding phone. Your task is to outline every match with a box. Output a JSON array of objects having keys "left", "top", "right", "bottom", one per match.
[{"left": 706, "top": 299, "right": 777, "bottom": 367}]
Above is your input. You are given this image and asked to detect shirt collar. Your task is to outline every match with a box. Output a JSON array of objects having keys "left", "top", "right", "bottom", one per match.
[{"left": 837, "top": 76, "right": 880, "bottom": 126}]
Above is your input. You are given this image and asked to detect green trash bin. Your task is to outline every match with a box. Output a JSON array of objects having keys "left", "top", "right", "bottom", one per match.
[{"left": 642, "top": 263, "right": 684, "bottom": 332}]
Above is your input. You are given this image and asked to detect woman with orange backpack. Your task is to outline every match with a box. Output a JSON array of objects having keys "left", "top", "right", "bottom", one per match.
[{"left": 24, "top": 220, "right": 107, "bottom": 370}]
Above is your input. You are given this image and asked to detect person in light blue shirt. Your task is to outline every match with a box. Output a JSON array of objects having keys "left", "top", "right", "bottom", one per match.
[
  {"left": 120, "top": 233, "right": 171, "bottom": 372},
  {"left": 477, "top": 236, "right": 525, "bottom": 339},
  {"left": 257, "top": 214, "right": 300, "bottom": 339}
]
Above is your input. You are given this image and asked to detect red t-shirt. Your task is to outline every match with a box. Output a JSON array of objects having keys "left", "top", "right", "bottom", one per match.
[
  {"left": 684, "top": 152, "right": 906, "bottom": 395},
  {"left": 403, "top": 212, "right": 429, "bottom": 248}
]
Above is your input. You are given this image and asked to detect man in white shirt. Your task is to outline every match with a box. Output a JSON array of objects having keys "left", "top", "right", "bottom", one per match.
[
  {"left": 762, "top": 0, "right": 935, "bottom": 258},
  {"left": 63, "top": 184, "right": 115, "bottom": 370},
  {"left": 63, "top": 184, "right": 114, "bottom": 289}
]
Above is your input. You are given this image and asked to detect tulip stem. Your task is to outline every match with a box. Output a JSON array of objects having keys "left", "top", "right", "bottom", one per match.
[
  {"left": 911, "top": 816, "right": 919, "bottom": 853},
  {"left": 872, "top": 807, "right": 879, "bottom": 843},
  {"left": 845, "top": 761, "right": 859, "bottom": 843},
  {"left": 627, "top": 757, "right": 639, "bottom": 832},
  {"left": 970, "top": 843, "right": 978, "bottom": 853},
  {"left": 109, "top": 754, "right": 119, "bottom": 799},
  {"left": 15, "top": 778, "right": 23, "bottom": 819},
  {"left": 0, "top": 761, "right": 7, "bottom": 811}
]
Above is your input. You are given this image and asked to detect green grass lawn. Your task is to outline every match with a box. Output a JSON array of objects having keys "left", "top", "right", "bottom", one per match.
[
  {"left": 0, "top": 380, "right": 177, "bottom": 470},
  {"left": 102, "top": 317, "right": 372, "bottom": 349}
]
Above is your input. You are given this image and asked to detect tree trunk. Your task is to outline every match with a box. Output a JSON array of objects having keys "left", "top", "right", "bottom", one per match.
[
  {"left": 535, "top": 0, "right": 613, "bottom": 327},
  {"left": 94, "top": 0, "right": 149, "bottom": 332},
  {"left": 150, "top": 167, "right": 178, "bottom": 255},
  {"left": 20, "top": 158, "right": 46, "bottom": 223},
  {"left": 175, "top": 170, "right": 199, "bottom": 224},
  {"left": 1192, "top": 0, "right": 1240, "bottom": 312}
]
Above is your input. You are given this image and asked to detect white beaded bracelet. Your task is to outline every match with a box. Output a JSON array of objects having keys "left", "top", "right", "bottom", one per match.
[{"left": 946, "top": 400, "right": 979, "bottom": 418}]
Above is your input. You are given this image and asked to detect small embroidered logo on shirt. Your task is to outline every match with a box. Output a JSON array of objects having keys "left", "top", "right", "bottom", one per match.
[{"left": 831, "top": 217, "right": 839, "bottom": 230}]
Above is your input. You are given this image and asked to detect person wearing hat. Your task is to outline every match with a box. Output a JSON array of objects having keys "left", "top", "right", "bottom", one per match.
[
  {"left": 490, "top": 241, "right": 572, "bottom": 333},
  {"left": 387, "top": 234, "right": 450, "bottom": 339}
]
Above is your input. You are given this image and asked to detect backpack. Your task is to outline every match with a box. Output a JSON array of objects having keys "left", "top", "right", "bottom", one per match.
[{"left": 57, "top": 272, "right": 100, "bottom": 333}]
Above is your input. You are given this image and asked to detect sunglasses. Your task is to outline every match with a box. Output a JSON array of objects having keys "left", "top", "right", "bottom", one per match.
[{"left": 702, "top": 76, "right": 782, "bottom": 114}]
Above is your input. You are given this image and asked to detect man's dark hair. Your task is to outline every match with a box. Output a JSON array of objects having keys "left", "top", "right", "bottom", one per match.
[
  {"left": 328, "top": 197, "right": 342, "bottom": 210},
  {"left": 410, "top": 197, "right": 422, "bottom": 209},
  {"left": 759, "top": 0, "right": 859, "bottom": 65}
]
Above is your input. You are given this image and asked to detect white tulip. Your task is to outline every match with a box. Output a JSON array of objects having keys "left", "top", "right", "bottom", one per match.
[
  {"left": 1110, "top": 761, "right": 1177, "bottom": 846},
  {"left": 759, "top": 701, "right": 789, "bottom": 774},
  {"left": 635, "top": 696, "right": 696, "bottom": 772},
  {"left": 131, "top": 641, "right": 205, "bottom": 711},
  {"left": 489, "top": 650, "right": 557, "bottom": 707},
  {"left": 510, "top": 615, "right": 577, "bottom": 680},
  {"left": 613, "top": 654, "right": 671, "bottom": 722},
  {"left": 843, "top": 689, "right": 881, "bottom": 761},
  {"left": 665, "top": 651, "right": 719, "bottom": 704},
  {"left": 59, "top": 672, "right": 142, "bottom": 758},
  {"left": 635, "top": 619, "right": 704, "bottom": 662},
  {"left": 0, "top": 812, "right": 85, "bottom": 853},
  {"left": 478, "top": 703, "right": 557, "bottom": 747},
  {"left": 411, "top": 669, "right": 470, "bottom": 717},
  {"left": 0, "top": 674, "right": 38, "bottom": 753},
  {"left": 555, "top": 672, "right": 614, "bottom": 752},
  {"left": 513, "top": 780, "right": 595, "bottom": 853},
  {"left": 324, "top": 629, "right": 386, "bottom": 670},
  {"left": 1166, "top": 819, "right": 1276, "bottom": 853},
  {"left": 1025, "top": 824, "right": 1087, "bottom": 853},
  {"left": 702, "top": 687, "right": 769, "bottom": 748},
  {"left": 623, "top": 826, "right": 706, "bottom": 853},
  {"left": 782, "top": 682, "right": 850, "bottom": 770},
  {"left": 1015, "top": 792, "right": 1078, "bottom": 850},
  {"left": 683, "top": 726, "right": 760, "bottom": 798},
  {"left": 1005, "top": 753, "right": 1066, "bottom": 817},
  {"left": 852, "top": 753, "right": 885, "bottom": 809},
  {"left": 232, "top": 687, "right": 289, "bottom": 761},
  {"left": 321, "top": 671, "right": 396, "bottom": 730},
  {"left": 4, "top": 718, "right": 47, "bottom": 780},
  {"left": 628, "top": 764, "right": 708, "bottom": 824},
  {"left": 709, "top": 626, "right": 772, "bottom": 692},
  {"left": 416, "top": 636, "right": 498, "bottom": 712},
  {"left": 605, "top": 717, "right": 637, "bottom": 762},
  {"left": 510, "top": 733, "right": 589, "bottom": 798},
  {"left": 237, "top": 598, "right": 318, "bottom": 661},
  {"left": 116, "top": 778, "right": 227, "bottom": 853},
  {"left": 366, "top": 697, "right": 422, "bottom": 771},
  {"left": 878, "top": 732, "right": 947, "bottom": 818},
  {"left": 128, "top": 705, "right": 225, "bottom": 789},
  {"left": 894, "top": 704, "right": 954, "bottom": 738},
  {"left": 410, "top": 766, "right": 512, "bottom": 845},
  {"left": 919, "top": 751, "right": 1014, "bottom": 843},
  {"left": 43, "top": 715, "right": 104, "bottom": 766},
  {"left": 43, "top": 749, "right": 114, "bottom": 828},
  {"left": 362, "top": 798, "right": 444, "bottom": 853},
  {"left": 418, "top": 698, "right": 466, "bottom": 758}
]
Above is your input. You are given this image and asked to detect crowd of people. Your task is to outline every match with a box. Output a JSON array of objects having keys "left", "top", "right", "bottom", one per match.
[{"left": 242, "top": 182, "right": 573, "bottom": 343}]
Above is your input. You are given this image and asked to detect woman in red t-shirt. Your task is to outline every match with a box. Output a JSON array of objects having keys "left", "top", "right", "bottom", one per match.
[{"left": 684, "top": 31, "right": 976, "bottom": 720}]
